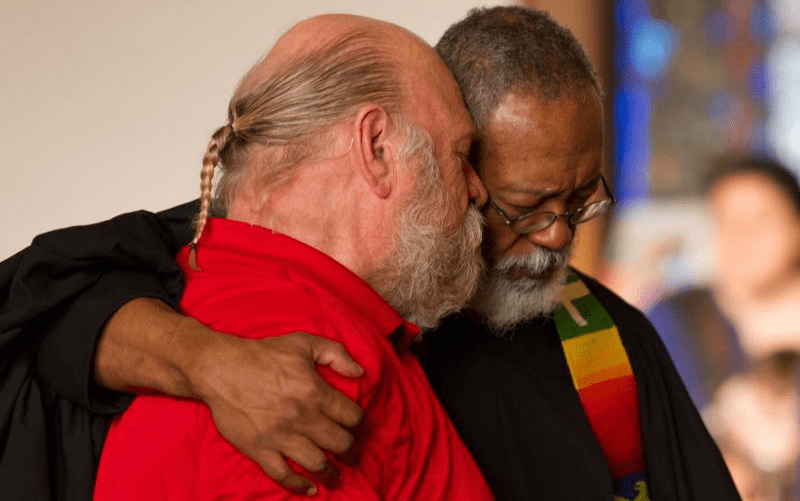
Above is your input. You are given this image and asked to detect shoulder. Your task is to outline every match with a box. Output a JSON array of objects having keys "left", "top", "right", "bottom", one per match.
[
  {"left": 647, "top": 286, "right": 718, "bottom": 323},
  {"left": 572, "top": 268, "right": 662, "bottom": 347},
  {"left": 573, "top": 269, "right": 648, "bottom": 323},
  {"left": 181, "top": 267, "right": 328, "bottom": 342},
  {"left": 156, "top": 199, "right": 199, "bottom": 246},
  {"left": 178, "top": 238, "right": 329, "bottom": 341}
]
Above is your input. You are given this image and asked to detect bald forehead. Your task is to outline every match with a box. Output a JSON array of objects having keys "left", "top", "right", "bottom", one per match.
[
  {"left": 407, "top": 45, "right": 474, "bottom": 133},
  {"left": 239, "top": 14, "right": 424, "bottom": 95},
  {"left": 276, "top": 15, "right": 404, "bottom": 57}
]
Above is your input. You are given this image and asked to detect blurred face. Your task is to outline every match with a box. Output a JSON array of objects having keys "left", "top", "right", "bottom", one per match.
[
  {"left": 709, "top": 173, "right": 800, "bottom": 296},
  {"left": 471, "top": 89, "right": 605, "bottom": 330}
]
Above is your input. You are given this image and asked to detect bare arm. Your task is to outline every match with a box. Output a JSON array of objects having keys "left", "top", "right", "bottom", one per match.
[
  {"left": 95, "top": 297, "right": 365, "bottom": 495},
  {"left": 4, "top": 204, "right": 364, "bottom": 493}
]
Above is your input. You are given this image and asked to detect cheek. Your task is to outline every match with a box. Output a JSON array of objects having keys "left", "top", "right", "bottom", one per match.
[
  {"left": 716, "top": 219, "right": 800, "bottom": 280},
  {"left": 481, "top": 219, "right": 521, "bottom": 265},
  {"left": 762, "top": 229, "right": 800, "bottom": 270},
  {"left": 441, "top": 158, "right": 469, "bottom": 201}
]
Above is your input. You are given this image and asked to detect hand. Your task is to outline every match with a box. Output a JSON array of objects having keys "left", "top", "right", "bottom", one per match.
[{"left": 191, "top": 331, "right": 364, "bottom": 495}]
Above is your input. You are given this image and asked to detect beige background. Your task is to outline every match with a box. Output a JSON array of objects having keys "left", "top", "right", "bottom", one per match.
[{"left": 1, "top": 0, "right": 509, "bottom": 260}]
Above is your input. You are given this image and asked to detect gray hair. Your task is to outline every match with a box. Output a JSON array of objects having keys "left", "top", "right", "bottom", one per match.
[
  {"left": 435, "top": 6, "right": 602, "bottom": 129},
  {"left": 366, "top": 118, "right": 485, "bottom": 328},
  {"left": 191, "top": 29, "right": 408, "bottom": 250}
]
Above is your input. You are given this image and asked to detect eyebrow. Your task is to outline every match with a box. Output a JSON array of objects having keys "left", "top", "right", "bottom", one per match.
[{"left": 576, "top": 175, "right": 602, "bottom": 192}]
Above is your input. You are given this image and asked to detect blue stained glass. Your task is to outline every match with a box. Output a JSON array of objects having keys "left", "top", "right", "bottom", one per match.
[
  {"left": 613, "top": 24, "right": 630, "bottom": 78},
  {"left": 750, "top": 1, "right": 774, "bottom": 45},
  {"left": 614, "top": 85, "right": 651, "bottom": 202},
  {"left": 614, "top": 0, "right": 650, "bottom": 28},
  {"left": 748, "top": 59, "right": 769, "bottom": 104},
  {"left": 630, "top": 18, "right": 679, "bottom": 80},
  {"left": 614, "top": 0, "right": 654, "bottom": 203}
]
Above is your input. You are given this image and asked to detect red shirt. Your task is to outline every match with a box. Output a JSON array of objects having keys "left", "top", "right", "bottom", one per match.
[{"left": 93, "top": 218, "right": 494, "bottom": 501}]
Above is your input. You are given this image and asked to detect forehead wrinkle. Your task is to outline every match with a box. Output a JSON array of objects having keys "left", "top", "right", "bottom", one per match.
[
  {"left": 492, "top": 170, "right": 601, "bottom": 197},
  {"left": 489, "top": 182, "right": 557, "bottom": 202}
]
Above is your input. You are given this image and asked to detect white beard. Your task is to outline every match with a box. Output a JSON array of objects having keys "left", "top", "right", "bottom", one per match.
[
  {"left": 364, "top": 119, "right": 485, "bottom": 329},
  {"left": 471, "top": 245, "right": 572, "bottom": 334}
]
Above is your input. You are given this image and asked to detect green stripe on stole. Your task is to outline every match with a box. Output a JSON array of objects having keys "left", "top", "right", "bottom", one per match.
[{"left": 553, "top": 272, "right": 649, "bottom": 501}]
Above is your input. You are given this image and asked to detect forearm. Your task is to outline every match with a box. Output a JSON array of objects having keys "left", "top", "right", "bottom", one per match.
[{"left": 94, "top": 297, "right": 217, "bottom": 399}]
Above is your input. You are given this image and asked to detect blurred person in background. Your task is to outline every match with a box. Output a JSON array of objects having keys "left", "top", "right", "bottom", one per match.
[{"left": 648, "top": 154, "right": 800, "bottom": 500}]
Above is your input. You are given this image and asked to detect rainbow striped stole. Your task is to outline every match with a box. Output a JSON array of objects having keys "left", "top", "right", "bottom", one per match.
[{"left": 554, "top": 273, "right": 649, "bottom": 501}]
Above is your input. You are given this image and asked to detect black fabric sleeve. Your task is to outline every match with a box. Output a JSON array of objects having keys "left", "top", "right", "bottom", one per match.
[
  {"left": 0, "top": 201, "right": 198, "bottom": 500},
  {"left": 37, "top": 270, "right": 182, "bottom": 413},
  {"left": 0, "top": 200, "right": 197, "bottom": 412}
]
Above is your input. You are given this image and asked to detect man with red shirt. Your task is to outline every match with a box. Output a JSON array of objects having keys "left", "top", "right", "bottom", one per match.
[{"left": 92, "top": 13, "right": 493, "bottom": 501}]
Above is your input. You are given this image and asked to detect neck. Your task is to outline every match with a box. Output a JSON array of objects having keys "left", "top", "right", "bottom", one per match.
[{"left": 226, "top": 162, "right": 395, "bottom": 280}]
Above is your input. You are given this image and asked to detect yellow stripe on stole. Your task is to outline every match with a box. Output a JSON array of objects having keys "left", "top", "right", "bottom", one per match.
[{"left": 561, "top": 327, "right": 633, "bottom": 390}]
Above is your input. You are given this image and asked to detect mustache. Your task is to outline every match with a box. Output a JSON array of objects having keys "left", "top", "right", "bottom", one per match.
[{"left": 493, "top": 245, "right": 571, "bottom": 275}]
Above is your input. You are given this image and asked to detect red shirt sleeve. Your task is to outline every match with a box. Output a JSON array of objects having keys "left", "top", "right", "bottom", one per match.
[{"left": 94, "top": 284, "right": 385, "bottom": 500}]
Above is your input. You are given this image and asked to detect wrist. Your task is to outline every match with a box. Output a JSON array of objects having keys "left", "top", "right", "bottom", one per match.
[{"left": 181, "top": 321, "right": 241, "bottom": 403}]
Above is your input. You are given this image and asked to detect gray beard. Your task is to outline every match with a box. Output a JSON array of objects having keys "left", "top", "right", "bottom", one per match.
[
  {"left": 365, "top": 119, "right": 486, "bottom": 329},
  {"left": 376, "top": 204, "right": 485, "bottom": 329},
  {"left": 470, "top": 245, "right": 572, "bottom": 335}
]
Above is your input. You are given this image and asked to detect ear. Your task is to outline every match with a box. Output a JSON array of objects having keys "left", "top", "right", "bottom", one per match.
[{"left": 353, "top": 104, "right": 395, "bottom": 198}]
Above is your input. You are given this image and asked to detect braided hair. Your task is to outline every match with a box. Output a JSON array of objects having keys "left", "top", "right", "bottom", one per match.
[{"left": 188, "top": 29, "right": 407, "bottom": 269}]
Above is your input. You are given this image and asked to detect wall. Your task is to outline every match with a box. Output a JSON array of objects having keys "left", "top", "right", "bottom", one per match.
[{"left": 1, "top": 0, "right": 508, "bottom": 259}]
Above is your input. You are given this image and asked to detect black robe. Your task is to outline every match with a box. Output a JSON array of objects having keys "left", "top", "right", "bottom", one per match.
[
  {"left": 0, "top": 202, "right": 194, "bottom": 500},
  {"left": 424, "top": 273, "right": 741, "bottom": 500},
  {"left": 0, "top": 201, "right": 740, "bottom": 500}
]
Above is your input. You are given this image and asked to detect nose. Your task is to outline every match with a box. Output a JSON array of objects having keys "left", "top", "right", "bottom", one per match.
[
  {"left": 464, "top": 165, "right": 488, "bottom": 208},
  {"left": 525, "top": 217, "right": 573, "bottom": 251}
]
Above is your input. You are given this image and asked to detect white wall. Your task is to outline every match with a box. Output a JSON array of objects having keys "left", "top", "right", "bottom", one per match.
[{"left": 1, "top": 0, "right": 509, "bottom": 260}]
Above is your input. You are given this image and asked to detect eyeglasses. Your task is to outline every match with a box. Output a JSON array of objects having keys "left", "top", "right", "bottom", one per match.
[{"left": 487, "top": 176, "right": 615, "bottom": 235}]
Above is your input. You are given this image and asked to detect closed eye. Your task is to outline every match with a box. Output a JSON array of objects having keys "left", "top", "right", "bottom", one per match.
[
  {"left": 566, "top": 177, "right": 603, "bottom": 208},
  {"left": 567, "top": 193, "right": 594, "bottom": 211}
]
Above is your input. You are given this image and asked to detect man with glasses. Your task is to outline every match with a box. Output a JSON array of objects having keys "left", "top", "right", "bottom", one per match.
[
  {"left": 475, "top": 176, "right": 615, "bottom": 332},
  {"left": 426, "top": 8, "right": 737, "bottom": 499},
  {"left": 1, "top": 6, "right": 739, "bottom": 501}
]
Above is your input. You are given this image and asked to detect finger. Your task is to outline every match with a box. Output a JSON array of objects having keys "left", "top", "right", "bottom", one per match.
[
  {"left": 319, "top": 384, "right": 364, "bottom": 429},
  {"left": 280, "top": 435, "right": 341, "bottom": 484},
  {"left": 299, "top": 414, "right": 355, "bottom": 455},
  {"left": 253, "top": 450, "right": 317, "bottom": 495},
  {"left": 308, "top": 337, "right": 364, "bottom": 377},
  {"left": 337, "top": 436, "right": 360, "bottom": 466}
]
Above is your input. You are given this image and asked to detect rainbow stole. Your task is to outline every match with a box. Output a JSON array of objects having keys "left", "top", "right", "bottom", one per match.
[{"left": 554, "top": 273, "right": 650, "bottom": 501}]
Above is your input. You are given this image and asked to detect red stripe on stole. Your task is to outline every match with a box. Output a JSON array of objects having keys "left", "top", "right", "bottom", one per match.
[{"left": 576, "top": 373, "right": 645, "bottom": 478}]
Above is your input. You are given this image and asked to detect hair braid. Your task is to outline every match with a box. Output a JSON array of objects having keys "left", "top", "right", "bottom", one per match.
[
  {"left": 188, "top": 123, "right": 234, "bottom": 270},
  {"left": 188, "top": 28, "right": 406, "bottom": 270}
]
